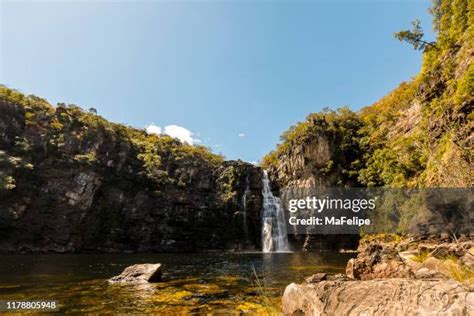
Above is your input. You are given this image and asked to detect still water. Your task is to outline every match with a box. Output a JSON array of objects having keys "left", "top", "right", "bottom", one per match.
[{"left": 0, "top": 252, "right": 353, "bottom": 314}]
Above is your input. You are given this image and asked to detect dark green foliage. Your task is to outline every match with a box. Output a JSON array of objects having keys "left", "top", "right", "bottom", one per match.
[
  {"left": 0, "top": 85, "right": 224, "bottom": 189},
  {"left": 263, "top": 0, "right": 472, "bottom": 188},
  {"left": 262, "top": 107, "right": 365, "bottom": 185},
  {"left": 394, "top": 19, "right": 435, "bottom": 51},
  {"left": 428, "top": 0, "right": 442, "bottom": 31}
]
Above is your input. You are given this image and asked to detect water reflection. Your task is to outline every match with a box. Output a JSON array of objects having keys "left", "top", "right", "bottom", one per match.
[{"left": 0, "top": 252, "right": 353, "bottom": 314}]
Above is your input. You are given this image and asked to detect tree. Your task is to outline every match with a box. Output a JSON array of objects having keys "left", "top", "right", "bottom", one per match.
[
  {"left": 88, "top": 107, "right": 97, "bottom": 114},
  {"left": 428, "top": 0, "right": 442, "bottom": 31},
  {"left": 394, "top": 20, "right": 435, "bottom": 51}
]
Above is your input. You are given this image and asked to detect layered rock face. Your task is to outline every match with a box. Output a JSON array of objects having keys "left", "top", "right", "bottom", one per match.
[
  {"left": 282, "top": 278, "right": 474, "bottom": 315},
  {"left": 261, "top": 0, "right": 472, "bottom": 254},
  {"left": 266, "top": 115, "right": 363, "bottom": 190},
  {"left": 281, "top": 235, "right": 474, "bottom": 315},
  {"left": 265, "top": 113, "right": 363, "bottom": 251},
  {"left": 0, "top": 91, "right": 263, "bottom": 253},
  {"left": 346, "top": 235, "right": 474, "bottom": 281}
]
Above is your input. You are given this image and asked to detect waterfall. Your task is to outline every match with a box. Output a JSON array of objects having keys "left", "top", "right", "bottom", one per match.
[
  {"left": 261, "top": 170, "right": 290, "bottom": 253},
  {"left": 241, "top": 176, "right": 250, "bottom": 244}
]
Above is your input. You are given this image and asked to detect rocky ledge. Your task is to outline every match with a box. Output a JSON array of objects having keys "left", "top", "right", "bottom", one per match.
[
  {"left": 346, "top": 235, "right": 474, "bottom": 280},
  {"left": 282, "top": 235, "right": 474, "bottom": 315},
  {"left": 282, "top": 278, "right": 474, "bottom": 315}
]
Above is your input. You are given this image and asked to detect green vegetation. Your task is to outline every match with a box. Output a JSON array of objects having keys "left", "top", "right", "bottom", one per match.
[
  {"left": 359, "top": 233, "right": 402, "bottom": 245},
  {"left": 261, "top": 107, "right": 365, "bottom": 185},
  {"left": 394, "top": 19, "right": 435, "bottom": 51},
  {"left": 216, "top": 165, "right": 238, "bottom": 202},
  {"left": 0, "top": 85, "right": 224, "bottom": 190},
  {"left": 74, "top": 152, "right": 97, "bottom": 164},
  {"left": 262, "top": 0, "right": 473, "bottom": 188},
  {"left": 411, "top": 250, "right": 431, "bottom": 263},
  {"left": 0, "top": 149, "right": 34, "bottom": 190},
  {"left": 250, "top": 266, "right": 281, "bottom": 315},
  {"left": 411, "top": 252, "right": 474, "bottom": 285},
  {"left": 441, "top": 256, "right": 474, "bottom": 284}
]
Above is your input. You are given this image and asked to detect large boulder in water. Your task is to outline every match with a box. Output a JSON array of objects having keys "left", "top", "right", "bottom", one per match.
[
  {"left": 282, "top": 278, "right": 474, "bottom": 315},
  {"left": 108, "top": 264, "right": 162, "bottom": 283}
]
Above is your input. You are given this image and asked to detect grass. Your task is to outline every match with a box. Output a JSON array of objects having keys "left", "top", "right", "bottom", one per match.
[
  {"left": 411, "top": 251, "right": 431, "bottom": 263},
  {"left": 408, "top": 251, "right": 474, "bottom": 285},
  {"left": 250, "top": 266, "right": 281, "bottom": 315},
  {"left": 361, "top": 233, "right": 403, "bottom": 244},
  {"left": 440, "top": 256, "right": 474, "bottom": 284}
]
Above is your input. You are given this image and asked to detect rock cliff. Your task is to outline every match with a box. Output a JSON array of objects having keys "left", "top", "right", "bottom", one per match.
[
  {"left": 282, "top": 234, "right": 474, "bottom": 315},
  {"left": 346, "top": 234, "right": 474, "bottom": 281},
  {"left": 279, "top": 1, "right": 473, "bottom": 313},
  {"left": 263, "top": 110, "right": 364, "bottom": 251},
  {"left": 282, "top": 278, "right": 474, "bottom": 315},
  {"left": 0, "top": 88, "right": 263, "bottom": 253},
  {"left": 261, "top": 0, "right": 472, "bottom": 251},
  {"left": 263, "top": 0, "right": 472, "bottom": 189}
]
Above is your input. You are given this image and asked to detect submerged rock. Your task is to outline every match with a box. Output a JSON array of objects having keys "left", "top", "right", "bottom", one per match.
[
  {"left": 282, "top": 278, "right": 474, "bottom": 315},
  {"left": 108, "top": 264, "right": 162, "bottom": 283}
]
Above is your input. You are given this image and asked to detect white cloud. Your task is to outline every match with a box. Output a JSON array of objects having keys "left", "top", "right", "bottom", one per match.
[
  {"left": 164, "top": 125, "right": 200, "bottom": 145},
  {"left": 145, "top": 124, "right": 200, "bottom": 145},
  {"left": 145, "top": 124, "right": 161, "bottom": 135},
  {"left": 238, "top": 133, "right": 246, "bottom": 137}
]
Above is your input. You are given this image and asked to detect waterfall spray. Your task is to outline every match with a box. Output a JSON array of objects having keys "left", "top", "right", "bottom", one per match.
[
  {"left": 241, "top": 176, "right": 250, "bottom": 244},
  {"left": 261, "top": 170, "right": 290, "bottom": 252}
]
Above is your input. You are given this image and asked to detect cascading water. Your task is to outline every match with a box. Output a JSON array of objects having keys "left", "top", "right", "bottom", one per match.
[
  {"left": 241, "top": 176, "right": 251, "bottom": 244},
  {"left": 261, "top": 170, "right": 290, "bottom": 253}
]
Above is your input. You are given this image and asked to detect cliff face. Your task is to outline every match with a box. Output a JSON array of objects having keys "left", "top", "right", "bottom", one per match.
[
  {"left": 261, "top": 0, "right": 472, "bottom": 250},
  {"left": 262, "top": 110, "right": 364, "bottom": 251},
  {"left": 263, "top": 0, "right": 472, "bottom": 189},
  {"left": 0, "top": 89, "right": 263, "bottom": 253},
  {"left": 265, "top": 109, "right": 364, "bottom": 189}
]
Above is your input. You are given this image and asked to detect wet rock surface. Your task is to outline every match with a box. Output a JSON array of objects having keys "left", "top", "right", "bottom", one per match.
[{"left": 109, "top": 264, "right": 163, "bottom": 283}]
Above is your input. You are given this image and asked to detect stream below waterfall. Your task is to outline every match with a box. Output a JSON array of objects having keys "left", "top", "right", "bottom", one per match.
[{"left": 0, "top": 252, "right": 354, "bottom": 314}]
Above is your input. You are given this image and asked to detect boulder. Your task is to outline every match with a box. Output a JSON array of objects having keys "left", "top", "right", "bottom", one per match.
[
  {"left": 282, "top": 278, "right": 473, "bottom": 315},
  {"left": 414, "top": 267, "right": 437, "bottom": 279},
  {"left": 345, "top": 258, "right": 358, "bottom": 279},
  {"left": 108, "top": 264, "right": 162, "bottom": 283},
  {"left": 304, "top": 273, "right": 327, "bottom": 284},
  {"left": 422, "top": 256, "right": 443, "bottom": 271},
  {"left": 347, "top": 237, "right": 474, "bottom": 280}
]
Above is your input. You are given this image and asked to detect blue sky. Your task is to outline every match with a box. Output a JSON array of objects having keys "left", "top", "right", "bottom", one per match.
[{"left": 1, "top": 0, "right": 435, "bottom": 163}]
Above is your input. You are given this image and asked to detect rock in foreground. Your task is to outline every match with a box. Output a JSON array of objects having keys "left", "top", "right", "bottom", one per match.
[
  {"left": 108, "top": 264, "right": 162, "bottom": 283},
  {"left": 282, "top": 278, "right": 473, "bottom": 315}
]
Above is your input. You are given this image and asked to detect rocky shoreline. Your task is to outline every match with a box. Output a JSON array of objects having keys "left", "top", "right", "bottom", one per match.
[
  {"left": 282, "top": 235, "right": 474, "bottom": 315},
  {"left": 346, "top": 234, "right": 474, "bottom": 281},
  {"left": 283, "top": 278, "right": 473, "bottom": 315}
]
